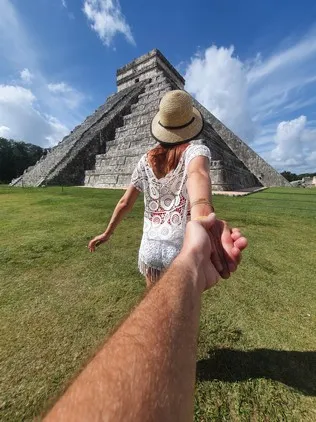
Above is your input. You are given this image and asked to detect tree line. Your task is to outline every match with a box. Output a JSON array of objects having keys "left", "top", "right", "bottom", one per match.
[
  {"left": 280, "top": 171, "right": 316, "bottom": 182},
  {"left": 0, "top": 137, "right": 46, "bottom": 183}
]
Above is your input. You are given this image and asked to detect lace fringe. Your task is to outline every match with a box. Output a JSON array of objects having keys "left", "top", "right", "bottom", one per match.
[{"left": 138, "top": 259, "right": 164, "bottom": 283}]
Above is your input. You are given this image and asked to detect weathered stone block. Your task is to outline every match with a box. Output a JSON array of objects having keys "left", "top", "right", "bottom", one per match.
[
  {"left": 125, "top": 156, "right": 141, "bottom": 167},
  {"left": 102, "top": 157, "right": 126, "bottom": 166},
  {"left": 96, "top": 175, "right": 118, "bottom": 185},
  {"left": 117, "top": 175, "right": 133, "bottom": 186}
]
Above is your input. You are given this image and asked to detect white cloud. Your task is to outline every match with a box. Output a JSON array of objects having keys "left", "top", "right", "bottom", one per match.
[
  {"left": 0, "top": 1, "right": 85, "bottom": 148},
  {"left": 185, "top": 45, "right": 255, "bottom": 141},
  {"left": 0, "top": 79, "right": 84, "bottom": 146},
  {"left": 0, "top": 84, "right": 69, "bottom": 146},
  {"left": 83, "top": 0, "right": 135, "bottom": 46},
  {"left": 0, "top": 0, "right": 37, "bottom": 69},
  {"left": 306, "top": 151, "right": 316, "bottom": 167},
  {"left": 0, "top": 125, "right": 11, "bottom": 137},
  {"left": 260, "top": 116, "right": 316, "bottom": 172},
  {"left": 48, "top": 82, "right": 71, "bottom": 93},
  {"left": 20, "top": 68, "right": 34, "bottom": 84},
  {"left": 0, "top": 84, "right": 35, "bottom": 103},
  {"left": 43, "top": 115, "right": 69, "bottom": 146},
  {"left": 247, "top": 34, "right": 316, "bottom": 84},
  {"left": 47, "top": 82, "right": 85, "bottom": 109},
  {"left": 61, "top": 0, "right": 67, "bottom": 8},
  {"left": 184, "top": 31, "right": 316, "bottom": 173},
  {"left": 271, "top": 116, "right": 306, "bottom": 164}
]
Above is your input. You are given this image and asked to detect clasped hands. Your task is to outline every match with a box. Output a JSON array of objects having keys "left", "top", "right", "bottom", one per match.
[{"left": 182, "top": 213, "right": 248, "bottom": 290}]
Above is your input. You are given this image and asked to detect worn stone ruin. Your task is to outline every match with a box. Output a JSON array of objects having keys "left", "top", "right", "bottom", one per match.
[
  {"left": 290, "top": 176, "right": 316, "bottom": 188},
  {"left": 11, "top": 49, "right": 290, "bottom": 190}
]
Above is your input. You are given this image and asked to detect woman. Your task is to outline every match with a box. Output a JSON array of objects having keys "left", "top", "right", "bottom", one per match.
[{"left": 88, "top": 90, "right": 246, "bottom": 285}]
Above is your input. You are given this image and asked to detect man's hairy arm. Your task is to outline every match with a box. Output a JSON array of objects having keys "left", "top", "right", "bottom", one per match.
[
  {"left": 45, "top": 215, "right": 246, "bottom": 422},
  {"left": 45, "top": 260, "right": 205, "bottom": 422}
]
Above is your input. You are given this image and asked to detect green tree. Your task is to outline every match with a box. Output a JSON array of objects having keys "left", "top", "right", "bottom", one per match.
[
  {"left": 281, "top": 171, "right": 299, "bottom": 182},
  {"left": 281, "top": 171, "right": 316, "bottom": 182},
  {"left": 0, "top": 138, "right": 45, "bottom": 183}
]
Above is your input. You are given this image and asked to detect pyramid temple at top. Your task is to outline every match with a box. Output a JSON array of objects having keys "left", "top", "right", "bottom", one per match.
[{"left": 11, "top": 49, "right": 290, "bottom": 190}]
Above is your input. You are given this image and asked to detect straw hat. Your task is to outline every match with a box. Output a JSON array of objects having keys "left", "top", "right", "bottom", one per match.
[{"left": 151, "top": 90, "right": 204, "bottom": 145}]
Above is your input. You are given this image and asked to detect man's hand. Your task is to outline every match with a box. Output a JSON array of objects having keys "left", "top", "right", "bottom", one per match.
[
  {"left": 88, "top": 232, "right": 111, "bottom": 252},
  {"left": 182, "top": 214, "right": 247, "bottom": 291}
]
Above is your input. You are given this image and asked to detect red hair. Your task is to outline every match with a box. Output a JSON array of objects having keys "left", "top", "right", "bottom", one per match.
[{"left": 147, "top": 143, "right": 189, "bottom": 179}]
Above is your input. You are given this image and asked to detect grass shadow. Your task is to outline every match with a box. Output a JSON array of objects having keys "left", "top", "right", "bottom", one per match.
[{"left": 196, "top": 348, "right": 316, "bottom": 396}]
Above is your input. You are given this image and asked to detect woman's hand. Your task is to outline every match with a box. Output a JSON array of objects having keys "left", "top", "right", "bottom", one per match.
[
  {"left": 209, "top": 218, "right": 247, "bottom": 278},
  {"left": 193, "top": 215, "right": 248, "bottom": 279},
  {"left": 88, "top": 232, "right": 111, "bottom": 252},
  {"left": 184, "top": 214, "right": 247, "bottom": 290}
]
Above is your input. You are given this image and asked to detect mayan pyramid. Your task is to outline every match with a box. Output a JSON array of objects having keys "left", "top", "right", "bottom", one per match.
[{"left": 11, "top": 49, "right": 290, "bottom": 190}]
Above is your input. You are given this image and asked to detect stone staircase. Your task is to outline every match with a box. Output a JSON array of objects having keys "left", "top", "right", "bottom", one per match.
[
  {"left": 83, "top": 72, "right": 263, "bottom": 191},
  {"left": 11, "top": 82, "right": 148, "bottom": 187},
  {"left": 84, "top": 74, "right": 174, "bottom": 188}
]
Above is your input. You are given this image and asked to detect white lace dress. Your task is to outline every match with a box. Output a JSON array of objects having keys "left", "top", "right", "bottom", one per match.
[{"left": 131, "top": 140, "right": 211, "bottom": 281}]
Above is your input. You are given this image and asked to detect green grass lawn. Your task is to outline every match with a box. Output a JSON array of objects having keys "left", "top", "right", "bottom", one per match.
[{"left": 0, "top": 185, "right": 315, "bottom": 421}]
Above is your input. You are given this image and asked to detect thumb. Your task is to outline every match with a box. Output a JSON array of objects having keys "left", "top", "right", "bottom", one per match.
[
  {"left": 221, "top": 221, "right": 237, "bottom": 262},
  {"left": 193, "top": 213, "right": 217, "bottom": 231}
]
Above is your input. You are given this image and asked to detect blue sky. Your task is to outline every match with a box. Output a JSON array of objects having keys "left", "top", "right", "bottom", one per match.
[{"left": 1, "top": 0, "right": 316, "bottom": 173}]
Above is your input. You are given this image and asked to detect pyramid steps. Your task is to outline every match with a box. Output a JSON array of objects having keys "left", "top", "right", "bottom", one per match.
[
  {"left": 11, "top": 82, "right": 149, "bottom": 186},
  {"left": 193, "top": 98, "right": 290, "bottom": 188},
  {"left": 130, "top": 101, "right": 160, "bottom": 114},
  {"left": 102, "top": 141, "right": 156, "bottom": 159},
  {"left": 84, "top": 71, "right": 172, "bottom": 188},
  {"left": 136, "top": 87, "right": 170, "bottom": 105},
  {"left": 123, "top": 110, "right": 155, "bottom": 125}
]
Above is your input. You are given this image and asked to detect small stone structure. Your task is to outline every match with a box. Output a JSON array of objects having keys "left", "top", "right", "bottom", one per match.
[
  {"left": 303, "top": 176, "right": 316, "bottom": 187},
  {"left": 11, "top": 49, "right": 290, "bottom": 190},
  {"left": 290, "top": 176, "right": 316, "bottom": 188}
]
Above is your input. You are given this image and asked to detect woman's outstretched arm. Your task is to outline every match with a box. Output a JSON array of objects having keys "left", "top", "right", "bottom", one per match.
[
  {"left": 186, "top": 155, "right": 213, "bottom": 221},
  {"left": 186, "top": 156, "right": 246, "bottom": 277},
  {"left": 88, "top": 185, "right": 140, "bottom": 252}
]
